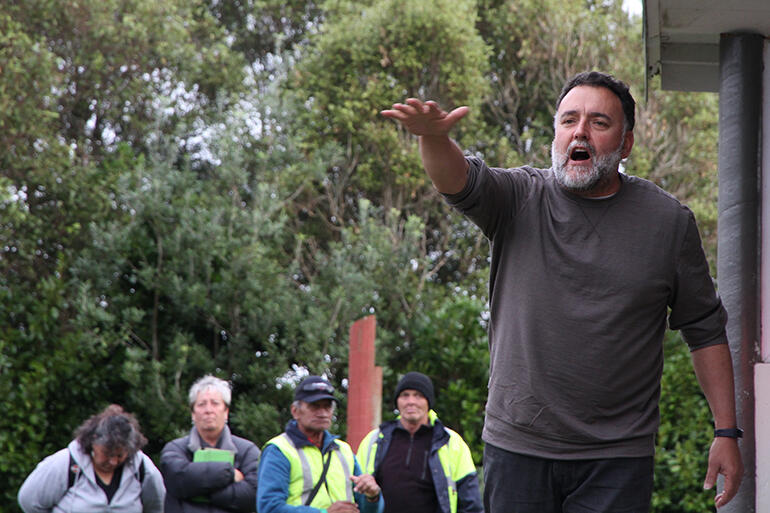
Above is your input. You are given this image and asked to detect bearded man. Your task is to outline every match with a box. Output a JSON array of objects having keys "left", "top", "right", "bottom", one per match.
[{"left": 380, "top": 71, "right": 743, "bottom": 513}]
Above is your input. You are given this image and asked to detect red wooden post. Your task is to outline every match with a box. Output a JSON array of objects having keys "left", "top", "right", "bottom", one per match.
[{"left": 347, "top": 315, "right": 382, "bottom": 452}]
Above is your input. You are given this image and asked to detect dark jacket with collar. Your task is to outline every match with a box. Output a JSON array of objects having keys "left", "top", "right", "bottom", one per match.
[
  {"left": 358, "top": 412, "right": 483, "bottom": 513},
  {"left": 161, "top": 425, "right": 260, "bottom": 513}
]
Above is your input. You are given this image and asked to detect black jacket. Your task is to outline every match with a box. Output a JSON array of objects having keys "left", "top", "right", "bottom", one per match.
[{"left": 161, "top": 426, "right": 260, "bottom": 513}]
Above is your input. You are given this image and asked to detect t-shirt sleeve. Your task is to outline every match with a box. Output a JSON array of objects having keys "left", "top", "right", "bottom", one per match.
[
  {"left": 668, "top": 209, "right": 728, "bottom": 350},
  {"left": 442, "top": 157, "right": 534, "bottom": 240}
]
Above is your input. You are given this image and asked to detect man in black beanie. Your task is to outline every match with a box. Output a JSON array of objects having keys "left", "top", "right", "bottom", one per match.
[{"left": 356, "top": 372, "right": 482, "bottom": 513}]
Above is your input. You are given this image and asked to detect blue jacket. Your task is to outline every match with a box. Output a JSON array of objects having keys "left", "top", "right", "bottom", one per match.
[{"left": 257, "top": 420, "right": 384, "bottom": 513}]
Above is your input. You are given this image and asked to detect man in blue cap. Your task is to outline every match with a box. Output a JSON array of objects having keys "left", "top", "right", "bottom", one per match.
[{"left": 258, "top": 376, "right": 384, "bottom": 513}]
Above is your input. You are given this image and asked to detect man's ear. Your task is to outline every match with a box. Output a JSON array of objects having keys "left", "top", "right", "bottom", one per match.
[{"left": 621, "top": 130, "right": 634, "bottom": 159}]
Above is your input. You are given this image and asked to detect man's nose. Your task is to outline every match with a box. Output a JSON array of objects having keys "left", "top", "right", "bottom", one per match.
[{"left": 573, "top": 118, "right": 589, "bottom": 139}]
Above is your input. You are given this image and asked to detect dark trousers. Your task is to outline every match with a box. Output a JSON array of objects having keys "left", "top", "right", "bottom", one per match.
[{"left": 483, "top": 443, "right": 654, "bottom": 513}]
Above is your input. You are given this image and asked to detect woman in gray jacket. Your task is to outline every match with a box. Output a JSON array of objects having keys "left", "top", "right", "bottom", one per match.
[{"left": 18, "top": 404, "right": 165, "bottom": 513}]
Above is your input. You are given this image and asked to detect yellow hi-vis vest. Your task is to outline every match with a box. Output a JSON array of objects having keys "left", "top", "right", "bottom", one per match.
[
  {"left": 357, "top": 410, "right": 476, "bottom": 513},
  {"left": 266, "top": 432, "right": 355, "bottom": 509}
]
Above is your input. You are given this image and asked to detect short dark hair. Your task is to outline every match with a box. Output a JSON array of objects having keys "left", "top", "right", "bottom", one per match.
[
  {"left": 74, "top": 404, "right": 147, "bottom": 457},
  {"left": 556, "top": 71, "right": 635, "bottom": 131}
]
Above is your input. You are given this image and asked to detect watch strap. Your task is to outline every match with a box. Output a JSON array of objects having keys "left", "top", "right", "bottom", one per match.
[{"left": 714, "top": 428, "right": 743, "bottom": 438}]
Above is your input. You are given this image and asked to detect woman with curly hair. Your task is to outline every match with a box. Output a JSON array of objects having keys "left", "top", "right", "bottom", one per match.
[{"left": 18, "top": 404, "right": 165, "bottom": 513}]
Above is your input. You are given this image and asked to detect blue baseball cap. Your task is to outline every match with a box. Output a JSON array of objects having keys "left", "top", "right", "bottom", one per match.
[{"left": 294, "top": 376, "right": 337, "bottom": 403}]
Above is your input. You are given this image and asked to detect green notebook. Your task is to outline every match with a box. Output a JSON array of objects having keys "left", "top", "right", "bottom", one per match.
[
  {"left": 190, "top": 448, "right": 236, "bottom": 503},
  {"left": 193, "top": 448, "right": 235, "bottom": 465}
]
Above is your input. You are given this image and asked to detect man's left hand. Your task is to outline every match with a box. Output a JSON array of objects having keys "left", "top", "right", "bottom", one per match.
[
  {"left": 703, "top": 436, "right": 744, "bottom": 507},
  {"left": 350, "top": 474, "right": 381, "bottom": 500}
]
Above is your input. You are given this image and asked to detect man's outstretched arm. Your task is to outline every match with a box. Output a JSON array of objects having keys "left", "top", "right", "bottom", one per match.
[
  {"left": 381, "top": 99, "right": 469, "bottom": 194},
  {"left": 691, "top": 343, "right": 744, "bottom": 508}
]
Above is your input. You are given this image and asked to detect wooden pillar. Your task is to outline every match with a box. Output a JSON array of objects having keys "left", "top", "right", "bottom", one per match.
[{"left": 346, "top": 315, "right": 382, "bottom": 452}]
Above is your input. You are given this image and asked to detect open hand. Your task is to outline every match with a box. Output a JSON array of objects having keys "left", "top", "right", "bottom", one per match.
[{"left": 381, "top": 98, "right": 469, "bottom": 137}]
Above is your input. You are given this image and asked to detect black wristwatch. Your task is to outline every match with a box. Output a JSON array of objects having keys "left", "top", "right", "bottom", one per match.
[{"left": 714, "top": 428, "right": 743, "bottom": 438}]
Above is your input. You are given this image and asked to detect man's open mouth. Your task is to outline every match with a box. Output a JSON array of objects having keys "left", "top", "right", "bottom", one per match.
[{"left": 570, "top": 147, "right": 591, "bottom": 161}]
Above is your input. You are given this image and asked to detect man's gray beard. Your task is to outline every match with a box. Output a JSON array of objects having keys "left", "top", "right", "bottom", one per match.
[{"left": 551, "top": 139, "right": 623, "bottom": 193}]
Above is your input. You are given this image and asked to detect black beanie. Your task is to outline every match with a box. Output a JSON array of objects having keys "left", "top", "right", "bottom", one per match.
[{"left": 393, "top": 372, "right": 435, "bottom": 409}]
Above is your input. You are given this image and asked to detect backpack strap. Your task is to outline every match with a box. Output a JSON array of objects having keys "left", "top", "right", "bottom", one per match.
[
  {"left": 68, "top": 449, "right": 145, "bottom": 489},
  {"left": 68, "top": 449, "right": 81, "bottom": 489},
  {"left": 137, "top": 457, "right": 145, "bottom": 484},
  {"left": 304, "top": 448, "right": 333, "bottom": 506}
]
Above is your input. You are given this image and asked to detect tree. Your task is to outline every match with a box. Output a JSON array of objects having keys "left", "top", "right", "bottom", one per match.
[
  {"left": 474, "top": 0, "right": 622, "bottom": 165},
  {"left": 280, "top": 2, "right": 494, "bottom": 413},
  {"left": 1, "top": 1, "right": 724, "bottom": 510},
  {"left": 204, "top": 0, "right": 325, "bottom": 66},
  {"left": 1, "top": 0, "right": 250, "bottom": 503}
]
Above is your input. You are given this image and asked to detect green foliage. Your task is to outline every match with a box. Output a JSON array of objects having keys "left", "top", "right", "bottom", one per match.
[
  {"left": 289, "top": 0, "right": 489, "bottom": 204},
  {"left": 653, "top": 332, "right": 715, "bottom": 512},
  {"left": 205, "top": 0, "right": 324, "bottom": 65},
  {"left": 0, "top": 274, "right": 128, "bottom": 508},
  {"left": 4, "top": 0, "right": 247, "bottom": 157},
  {"left": 0, "top": 0, "right": 724, "bottom": 511},
  {"left": 388, "top": 291, "right": 489, "bottom": 463},
  {"left": 475, "top": 0, "right": 624, "bottom": 164},
  {"left": 0, "top": 13, "right": 59, "bottom": 159},
  {"left": 68, "top": 119, "right": 314, "bottom": 449}
]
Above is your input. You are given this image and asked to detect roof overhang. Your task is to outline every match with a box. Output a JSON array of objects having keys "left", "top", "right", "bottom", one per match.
[{"left": 644, "top": 0, "right": 770, "bottom": 92}]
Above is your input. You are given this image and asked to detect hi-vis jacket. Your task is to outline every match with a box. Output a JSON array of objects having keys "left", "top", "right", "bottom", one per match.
[
  {"left": 257, "top": 420, "right": 383, "bottom": 513},
  {"left": 357, "top": 410, "right": 483, "bottom": 513}
]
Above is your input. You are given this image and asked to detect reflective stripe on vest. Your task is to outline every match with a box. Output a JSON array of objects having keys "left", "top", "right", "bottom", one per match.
[
  {"left": 439, "top": 427, "right": 458, "bottom": 513},
  {"left": 363, "top": 429, "right": 380, "bottom": 473},
  {"left": 441, "top": 427, "right": 457, "bottom": 496},
  {"left": 272, "top": 432, "right": 354, "bottom": 506},
  {"left": 361, "top": 426, "right": 462, "bottom": 513},
  {"left": 281, "top": 433, "right": 315, "bottom": 504}
]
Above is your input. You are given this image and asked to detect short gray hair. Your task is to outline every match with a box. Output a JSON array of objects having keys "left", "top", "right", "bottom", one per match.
[
  {"left": 291, "top": 399, "right": 336, "bottom": 412},
  {"left": 188, "top": 375, "right": 231, "bottom": 409}
]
